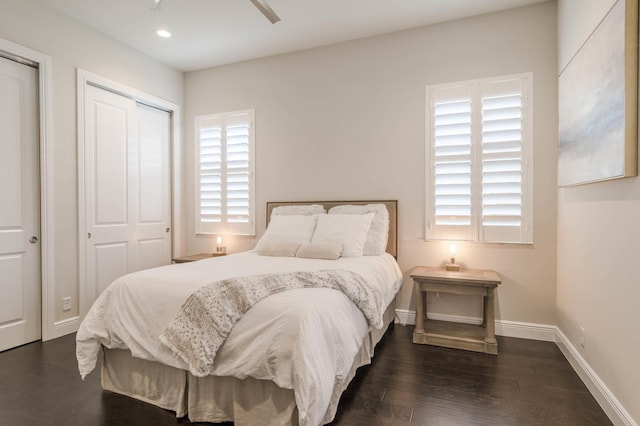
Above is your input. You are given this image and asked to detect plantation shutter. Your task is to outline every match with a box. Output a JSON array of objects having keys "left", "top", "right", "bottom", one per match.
[
  {"left": 426, "top": 73, "right": 533, "bottom": 243},
  {"left": 195, "top": 110, "right": 255, "bottom": 236},
  {"left": 426, "top": 84, "right": 475, "bottom": 241},
  {"left": 224, "top": 112, "right": 253, "bottom": 234},
  {"left": 480, "top": 77, "right": 532, "bottom": 243},
  {"left": 197, "top": 115, "right": 223, "bottom": 227}
]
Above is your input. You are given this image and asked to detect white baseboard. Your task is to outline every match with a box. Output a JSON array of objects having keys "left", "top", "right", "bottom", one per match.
[
  {"left": 394, "top": 309, "right": 556, "bottom": 341},
  {"left": 46, "top": 316, "right": 80, "bottom": 341},
  {"left": 395, "top": 308, "right": 636, "bottom": 426},
  {"left": 555, "top": 329, "right": 637, "bottom": 426}
]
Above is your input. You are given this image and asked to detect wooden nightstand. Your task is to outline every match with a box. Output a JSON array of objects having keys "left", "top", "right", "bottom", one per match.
[
  {"left": 411, "top": 266, "right": 501, "bottom": 355},
  {"left": 172, "top": 252, "right": 226, "bottom": 263}
]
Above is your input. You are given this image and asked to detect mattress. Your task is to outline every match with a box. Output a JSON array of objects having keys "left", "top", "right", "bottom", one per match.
[
  {"left": 100, "top": 300, "right": 396, "bottom": 425},
  {"left": 77, "top": 250, "right": 402, "bottom": 425}
]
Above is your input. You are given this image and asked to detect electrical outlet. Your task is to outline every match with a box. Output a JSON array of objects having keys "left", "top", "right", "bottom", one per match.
[
  {"left": 579, "top": 326, "right": 585, "bottom": 348},
  {"left": 62, "top": 297, "right": 71, "bottom": 312}
]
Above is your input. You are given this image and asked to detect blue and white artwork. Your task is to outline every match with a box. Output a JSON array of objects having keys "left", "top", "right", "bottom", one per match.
[{"left": 558, "top": 0, "right": 635, "bottom": 186}]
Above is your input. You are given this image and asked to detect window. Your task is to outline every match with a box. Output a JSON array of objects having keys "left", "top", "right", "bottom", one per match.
[
  {"left": 195, "top": 109, "right": 255, "bottom": 236},
  {"left": 425, "top": 73, "right": 533, "bottom": 243}
]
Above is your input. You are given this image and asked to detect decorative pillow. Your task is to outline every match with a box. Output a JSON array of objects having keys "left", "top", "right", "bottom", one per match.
[
  {"left": 311, "top": 213, "right": 374, "bottom": 257},
  {"left": 271, "top": 204, "right": 326, "bottom": 216},
  {"left": 296, "top": 242, "right": 343, "bottom": 260},
  {"left": 257, "top": 241, "right": 301, "bottom": 257},
  {"left": 254, "top": 215, "right": 317, "bottom": 252},
  {"left": 329, "top": 204, "right": 389, "bottom": 256}
]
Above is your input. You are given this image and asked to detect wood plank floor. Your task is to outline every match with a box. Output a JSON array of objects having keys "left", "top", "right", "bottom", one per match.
[{"left": 0, "top": 325, "right": 611, "bottom": 425}]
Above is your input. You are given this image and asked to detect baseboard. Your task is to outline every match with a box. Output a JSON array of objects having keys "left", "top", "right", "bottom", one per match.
[
  {"left": 45, "top": 316, "right": 80, "bottom": 341},
  {"left": 394, "top": 309, "right": 556, "bottom": 341},
  {"left": 555, "top": 329, "right": 637, "bottom": 426},
  {"left": 395, "top": 308, "right": 635, "bottom": 426},
  {"left": 496, "top": 318, "right": 556, "bottom": 342}
]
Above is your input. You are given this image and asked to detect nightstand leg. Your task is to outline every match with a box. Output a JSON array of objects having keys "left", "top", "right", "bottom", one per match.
[
  {"left": 482, "top": 294, "right": 488, "bottom": 327},
  {"left": 414, "top": 281, "right": 425, "bottom": 334},
  {"left": 484, "top": 287, "right": 496, "bottom": 344}
]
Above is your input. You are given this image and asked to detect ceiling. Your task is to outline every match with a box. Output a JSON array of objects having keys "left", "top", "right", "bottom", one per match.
[{"left": 37, "top": 0, "right": 548, "bottom": 72}]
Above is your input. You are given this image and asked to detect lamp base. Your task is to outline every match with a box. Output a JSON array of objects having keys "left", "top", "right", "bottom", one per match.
[{"left": 445, "top": 263, "right": 461, "bottom": 271}]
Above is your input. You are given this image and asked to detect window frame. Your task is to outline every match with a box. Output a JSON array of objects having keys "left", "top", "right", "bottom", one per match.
[
  {"left": 194, "top": 109, "right": 256, "bottom": 236},
  {"left": 425, "top": 73, "right": 534, "bottom": 244}
]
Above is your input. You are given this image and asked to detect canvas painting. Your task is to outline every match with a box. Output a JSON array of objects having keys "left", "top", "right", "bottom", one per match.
[{"left": 558, "top": 0, "right": 638, "bottom": 186}]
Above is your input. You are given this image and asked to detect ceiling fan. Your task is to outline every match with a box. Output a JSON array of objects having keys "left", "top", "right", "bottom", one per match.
[
  {"left": 150, "top": 0, "right": 280, "bottom": 24},
  {"left": 249, "top": 0, "right": 281, "bottom": 24}
]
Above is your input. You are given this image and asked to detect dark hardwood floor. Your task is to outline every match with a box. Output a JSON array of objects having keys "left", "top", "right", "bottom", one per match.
[{"left": 0, "top": 325, "right": 611, "bottom": 426}]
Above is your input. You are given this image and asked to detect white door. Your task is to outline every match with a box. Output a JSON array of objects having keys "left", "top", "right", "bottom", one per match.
[
  {"left": 83, "top": 86, "right": 171, "bottom": 305},
  {"left": 135, "top": 104, "right": 171, "bottom": 271},
  {"left": 0, "top": 56, "right": 41, "bottom": 352}
]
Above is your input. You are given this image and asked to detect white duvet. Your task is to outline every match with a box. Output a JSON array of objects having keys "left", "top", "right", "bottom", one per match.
[{"left": 76, "top": 251, "right": 402, "bottom": 426}]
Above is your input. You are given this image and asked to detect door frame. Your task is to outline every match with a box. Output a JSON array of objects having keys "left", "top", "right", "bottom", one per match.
[
  {"left": 0, "top": 38, "right": 55, "bottom": 341},
  {"left": 77, "top": 69, "right": 182, "bottom": 318}
]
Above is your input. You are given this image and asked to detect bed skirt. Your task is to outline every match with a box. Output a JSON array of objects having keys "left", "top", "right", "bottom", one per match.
[{"left": 101, "top": 300, "right": 396, "bottom": 425}]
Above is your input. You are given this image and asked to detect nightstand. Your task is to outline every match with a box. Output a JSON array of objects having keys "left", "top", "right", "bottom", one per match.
[
  {"left": 172, "top": 252, "right": 226, "bottom": 263},
  {"left": 411, "top": 266, "right": 501, "bottom": 355}
]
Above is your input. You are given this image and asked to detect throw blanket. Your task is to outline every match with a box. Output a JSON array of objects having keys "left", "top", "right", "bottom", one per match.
[{"left": 159, "top": 269, "right": 384, "bottom": 377}]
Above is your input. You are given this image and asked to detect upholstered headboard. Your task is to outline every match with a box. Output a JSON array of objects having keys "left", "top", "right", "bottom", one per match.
[{"left": 265, "top": 200, "right": 398, "bottom": 258}]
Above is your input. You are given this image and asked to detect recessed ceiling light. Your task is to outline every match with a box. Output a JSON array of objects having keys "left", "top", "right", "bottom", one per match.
[{"left": 156, "top": 29, "right": 172, "bottom": 38}]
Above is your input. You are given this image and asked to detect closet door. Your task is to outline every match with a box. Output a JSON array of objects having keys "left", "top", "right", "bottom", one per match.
[
  {"left": 83, "top": 86, "right": 171, "bottom": 305},
  {"left": 0, "top": 56, "right": 41, "bottom": 351},
  {"left": 135, "top": 104, "right": 171, "bottom": 270}
]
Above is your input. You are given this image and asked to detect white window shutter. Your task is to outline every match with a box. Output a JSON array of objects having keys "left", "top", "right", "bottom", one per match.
[
  {"left": 480, "top": 76, "right": 532, "bottom": 243},
  {"left": 197, "top": 115, "right": 223, "bottom": 229},
  {"left": 225, "top": 111, "right": 254, "bottom": 235},
  {"left": 426, "top": 84, "right": 474, "bottom": 241},
  {"left": 195, "top": 110, "right": 255, "bottom": 236},
  {"left": 426, "top": 73, "right": 533, "bottom": 244}
]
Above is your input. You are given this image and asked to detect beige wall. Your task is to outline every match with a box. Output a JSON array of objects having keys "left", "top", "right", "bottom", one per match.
[
  {"left": 0, "top": 0, "right": 183, "bottom": 332},
  {"left": 557, "top": 0, "right": 639, "bottom": 422},
  {"left": 184, "top": 2, "right": 558, "bottom": 324}
]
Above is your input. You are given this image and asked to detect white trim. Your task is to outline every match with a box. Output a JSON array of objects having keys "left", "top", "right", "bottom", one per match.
[
  {"left": 194, "top": 109, "right": 256, "bottom": 236},
  {"left": 555, "top": 329, "right": 637, "bottom": 426},
  {"left": 77, "top": 69, "right": 182, "bottom": 320},
  {"left": 0, "top": 38, "right": 57, "bottom": 341},
  {"left": 53, "top": 317, "right": 80, "bottom": 336},
  {"left": 496, "top": 318, "right": 556, "bottom": 342},
  {"left": 395, "top": 308, "right": 415, "bottom": 325},
  {"left": 395, "top": 309, "right": 632, "bottom": 425},
  {"left": 395, "top": 309, "right": 556, "bottom": 341},
  {"left": 425, "top": 72, "right": 534, "bottom": 244}
]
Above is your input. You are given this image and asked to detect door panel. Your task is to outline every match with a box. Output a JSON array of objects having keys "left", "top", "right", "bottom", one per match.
[
  {"left": 0, "top": 256, "right": 22, "bottom": 323},
  {"left": 83, "top": 87, "right": 171, "bottom": 306},
  {"left": 94, "top": 242, "right": 128, "bottom": 296},
  {"left": 93, "top": 101, "right": 129, "bottom": 226},
  {"left": 85, "top": 86, "right": 136, "bottom": 304},
  {"left": 136, "top": 104, "right": 171, "bottom": 267},
  {"left": 138, "top": 238, "right": 165, "bottom": 271},
  {"left": 0, "top": 57, "right": 41, "bottom": 352}
]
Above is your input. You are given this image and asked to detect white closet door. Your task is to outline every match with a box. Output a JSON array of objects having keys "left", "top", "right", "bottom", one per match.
[
  {"left": 135, "top": 104, "right": 171, "bottom": 270},
  {"left": 84, "top": 86, "right": 171, "bottom": 305},
  {"left": 0, "top": 57, "right": 41, "bottom": 351}
]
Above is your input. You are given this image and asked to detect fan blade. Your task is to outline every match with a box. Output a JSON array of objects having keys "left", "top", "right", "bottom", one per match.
[
  {"left": 150, "top": 0, "right": 162, "bottom": 11},
  {"left": 249, "top": 0, "right": 281, "bottom": 24}
]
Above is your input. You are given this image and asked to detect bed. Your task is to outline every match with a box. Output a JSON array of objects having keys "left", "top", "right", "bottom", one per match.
[{"left": 76, "top": 200, "right": 401, "bottom": 426}]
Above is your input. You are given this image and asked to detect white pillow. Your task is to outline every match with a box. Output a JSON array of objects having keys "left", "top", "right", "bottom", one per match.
[
  {"left": 329, "top": 204, "right": 389, "bottom": 256},
  {"left": 256, "top": 241, "right": 301, "bottom": 257},
  {"left": 271, "top": 204, "right": 326, "bottom": 216},
  {"left": 296, "top": 242, "right": 343, "bottom": 260},
  {"left": 255, "top": 215, "right": 317, "bottom": 252},
  {"left": 311, "top": 213, "right": 374, "bottom": 257}
]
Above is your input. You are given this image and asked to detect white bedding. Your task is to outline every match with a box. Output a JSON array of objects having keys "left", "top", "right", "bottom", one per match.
[{"left": 76, "top": 251, "right": 402, "bottom": 426}]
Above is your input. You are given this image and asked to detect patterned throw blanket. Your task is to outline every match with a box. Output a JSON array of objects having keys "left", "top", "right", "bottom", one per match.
[{"left": 159, "top": 269, "right": 385, "bottom": 377}]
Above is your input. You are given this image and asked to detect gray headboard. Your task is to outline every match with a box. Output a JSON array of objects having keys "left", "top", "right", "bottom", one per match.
[{"left": 265, "top": 200, "right": 398, "bottom": 258}]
